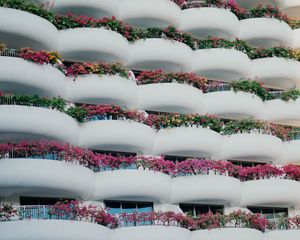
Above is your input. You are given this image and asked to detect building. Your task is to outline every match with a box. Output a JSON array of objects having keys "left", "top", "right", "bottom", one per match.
[{"left": 0, "top": 0, "right": 300, "bottom": 239}]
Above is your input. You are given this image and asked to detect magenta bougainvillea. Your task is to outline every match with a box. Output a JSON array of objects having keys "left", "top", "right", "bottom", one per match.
[{"left": 1, "top": 141, "right": 300, "bottom": 182}]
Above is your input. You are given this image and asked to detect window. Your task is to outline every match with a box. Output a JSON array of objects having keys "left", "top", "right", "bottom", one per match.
[
  {"left": 164, "top": 155, "right": 191, "bottom": 162},
  {"left": 20, "top": 196, "right": 73, "bottom": 205},
  {"left": 229, "top": 161, "right": 266, "bottom": 167},
  {"left": 179, "top": 204, "right": 224, "bottom": 217},
  {"left": 248, "top": 207, "right": 288, "bottom": 221},
  {"left": 104, "top": 201, "right": 153, "bottom": 215},
  {"left": 93, "top": 150, "right": 136, "bottom": 157}
]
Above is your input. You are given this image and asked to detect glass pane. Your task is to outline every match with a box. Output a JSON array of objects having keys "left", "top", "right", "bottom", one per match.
[
  {"left": 195, "top": 205, "right": 210, "bottom": 215},
  {"left": 122, "top": 202, "right": 137, "bottom": 213},
  {"left": 179, "top": 204, "right": 194, "bottom": 216},
  {"left": 210, "top": 205, "right": 224, "bottom": 214},
  {"left": 20, "top": 197, "right": 39, "bottom": 205},
  {"left": 248, "top": 207, "right": 261, "bottom": 214},
  {"left": 137, "top": 203, "right": 153, "bottom": 213},
  {"left": 261, "top": 208, "right": 274, "bottom": 219},
  {"left": 105, "top": 201, "right": 121, "bottom": 214},
  {"left": 274, "top": 208, "right": 288, "bottom": 218}
]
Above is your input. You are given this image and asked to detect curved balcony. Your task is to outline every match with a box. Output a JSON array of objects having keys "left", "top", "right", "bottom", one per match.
[
  {"left": 292, "top": 29, "right": 300, "bottom": 48},
  {"left": 240, "top": 179, "right": 300, "bottom": 207},
  {"left": 0, "top": 105, "right": 79, "bottom": 144},
  {"left": 94, "top": 170, "right": 171, "bottom": 203},
  {"left": 192, "top": 49, "right": 251, "bottom": 81},
  {"left": 137, "top": 83, "right": 203, "bottom": 114},
  {"left": 111, "top": 226, "right": 190, "bottom": 240},
  {"left": 281, "top": 140, "right": 300, "bottom": 165},
  {"left": 50, "top": 0, "right": 120, "bottom": 18},
  {"left": 0, "top": 7, "right": 57, "bottom": 50},
  {"left": 127, "top": 38, "right": 193, "bottom": 72},
  {"left": 264, "top": 99, "right": 300, "bottom": 126},
  {"left": 192, "top": 228, "right": 262, "bottom": 240},
  {"left": 170, "top": 175, "right": 241, "bottom": 205},
  {"left": 0, "top": 220, "right": 110, "bottom": 240},
  {"left": 79, "top": 120, "right": 155, "bottom": 154},
  {"left": 251, "top": 58, "right": 300, "bottom": 90},
  {"left": 58, "top": 28, "right": 129, "bottom": 63},
  {"left": 265, "top": 230, "right": 300, "bottom": 240},
  {"left": 180, "top": 8, "right": 239, "bottom": 39},
  {"left": 0, "top": 57, "right": 66, "bottom": 97},
  {"left": 235, "top": 0, "right": 276, "bottom": 9},
  {"left": 203, "top": 91, "right": 264, "bottom": 119},
  {"left": 238, "top": 18, "right": 292, "bottom": 48},
  {"left": 0, "top": 159, "right": 94, "bottom": 200},
  {"left": 221, "top": 134, "right": 282, "bottom": 163},
  {"left": 282, "top": 0, "right": 300, "bottom": 19},
  {"left": 119, "top": 0, "right": 181, "bottom": 28},
  {"left": 66, "top": 74, "right": 138, "bottom": 108},
  {"left": 153, "top": 127, "right": 222, "bottom": 158}
]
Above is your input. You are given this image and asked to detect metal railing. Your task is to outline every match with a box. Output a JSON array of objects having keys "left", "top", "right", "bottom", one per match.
[
  {"left": 0, "top": 49, "right": 20, "bottom": 58},
  {"left": 18, "top": 205, "right": 52, "bottom": 220}
]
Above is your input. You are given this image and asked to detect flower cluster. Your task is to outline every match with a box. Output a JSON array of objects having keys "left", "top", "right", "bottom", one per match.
[
  {"left": 173, "top": 0, "right": 289, "bottom": 23},
  {"left": 48, "top": 200, "right": 118, "bottom": 228},
  {"left": 136, "top": 69, "right": 208, "bottom": 91},
  {"left": 0, "top": 141, "right": 99, "bottom": 168},
  {"left": 3, "top": 140, "right": 300, "bottom": 181},
  {"left": 1, "top": 91, "right": 298, "bottom": 139},
  {"left": 20, "top": 48, "right": 63, "bottom": 66},
  {"left": 145, "top": 113, "right": 224, "bottom": 132},
  {"left": 1, "top": 0, "right": 300, "bottom": 60},
  {"left": 66, "top": 62, "right": 131, "bottom": 79},
  {"left": 81, "top": 104, "right": 147, "bottom": 123},
  {"left": 0, "top": 203, "right": 18, "bottom": 221}
]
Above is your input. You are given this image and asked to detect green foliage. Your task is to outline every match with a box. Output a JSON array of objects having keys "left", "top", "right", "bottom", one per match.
[
  {"left": 65, "top": 106, "right": 88, "bottom": 123},
  {"left": 230, "top": 80, "right": 274, "bottom": 101},
  {"left": 223, "top": 118, "right": 263, "bottom": 135},
  {"left": 0, "top": 93, "right": 66, "bottom": 111},
  {"left": 281, "top": 89, "right": 300, "bottom": 101}
]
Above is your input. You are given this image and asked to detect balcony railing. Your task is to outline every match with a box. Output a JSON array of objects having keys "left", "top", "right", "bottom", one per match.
[{"left": 0, "top": 49, "right": 20, "bottom": 58}]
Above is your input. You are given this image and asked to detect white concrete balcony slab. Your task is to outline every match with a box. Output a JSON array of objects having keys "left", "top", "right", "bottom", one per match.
[
  {"left": 264, "top": 99, "right": 300, "bottom": 126},
  {"left": 0, "top": 105, "right": 79, "bottom": 144},
  {"left": 119, "top": 0, "right": 181, "bottom": 28},
  {"left": 264, "top": 230, "right": 300, "bottom": 240},
  {"left": 128, "top": 38, "right": 193, "bottom": 72},
  {"left": 0, "top": 159, "right": 94, "bottom": 200},
  {"left": 0, "top": 220, "right": 110, "bottom": 240},
  {"left": 66, "top": 74, "right": 138, "bottom": 108},
  {"left": 203, "top": 91, "right": 264, "bottom": 119},
  {"left": 0, "top": 7, "right": 58, "bottom": 50},
  {"left": 282, "top": 0, "right": 300, "bottom": 19},
  {"left": 94, "top": 170, "right": 171, "bottom": 203},
  {"left": 153, "top": 127, "right": 222, "bottom": 158},
  {"left": 180, "top": 8, "right": 239, "bottom": 39},
  {"left": 79, "top": 120, "right": 155, "bottom": 154},
  {"left": 192, "top": 228, "right": 263, "bottom": 240},
  {"left": 221, "top": 134, "right": 283, "bottom": 162},
  {"left": 49, "top": 0, "right": 120, "bottom": 18},
  {"left": 0, "top": 57, "right": 66, "bottom": 97},
  {"left": 170, "top": 175, "right": 241, "bottom": 206},
  {"left": 251, "top": 58, "right": 300, "bottom": 90},
  {"left": 111, "top": 226, "right": 191, "bottom": 240},
  {"left": 281, "top": 140, "right": 300, "bottom": 165},
  {"left": 292, "top": 29, "right": 300, "bottom": 48},
  {"left": 192, "top": 49, "right": 251, "bottom": 81},
  {"left": 58, "top": 28, "right": 129, "bottom": 63},
  {"left": 137, "top": 83, "right": 203, "bottom": 114},
  {"left": 240, "top": 179, "right": 300, "bottom": 207},
  {"left": 238, "top": 18, "right": 292, "bottom": 48}
]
